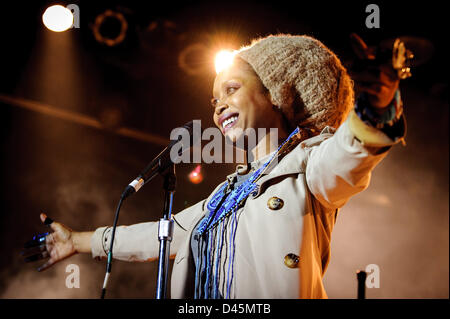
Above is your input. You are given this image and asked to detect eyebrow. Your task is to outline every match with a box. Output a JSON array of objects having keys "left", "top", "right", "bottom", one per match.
[{"left": 213, "top": 78, "right": 242, "bottom": 97}]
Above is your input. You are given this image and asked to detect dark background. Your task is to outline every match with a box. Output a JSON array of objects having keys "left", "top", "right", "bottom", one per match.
[{"left": 0, "top": 0, "right": 447, "bottom": 298}]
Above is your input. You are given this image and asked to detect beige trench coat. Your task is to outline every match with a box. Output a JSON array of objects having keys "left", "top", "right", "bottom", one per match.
[{"left": 91, "top": 110, "right": 405, "bottom": 298}]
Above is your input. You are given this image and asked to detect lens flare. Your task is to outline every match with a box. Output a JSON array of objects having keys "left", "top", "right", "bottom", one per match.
[
  {"left": 188, "top": 165, "right": 203, "bottom": 184},
  {"left": 214, "top": 50, "right": 236, "bottom": 74},
  {"left": 42, "top": 5, "right": 74, "bottom": 32}
]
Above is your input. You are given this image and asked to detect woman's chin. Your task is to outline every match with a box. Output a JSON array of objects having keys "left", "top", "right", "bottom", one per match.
[
  {"left": 224, "top": 129, "right": 253, "bottom": 151},
  {"left": 224, "top": 131, "right": 238, "bottom": 145},
  {"left": 223, "top": 128, "right": 239, "bottom": 146}
]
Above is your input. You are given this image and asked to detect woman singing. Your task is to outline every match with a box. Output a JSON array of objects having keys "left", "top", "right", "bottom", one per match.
[{"left": 25, "top": 34, "right": 405, "bottom": 298}]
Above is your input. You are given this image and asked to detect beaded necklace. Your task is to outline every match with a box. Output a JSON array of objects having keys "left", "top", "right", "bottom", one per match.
[{"left": 194, "top": 126, "right": 302, "bottom": 299}]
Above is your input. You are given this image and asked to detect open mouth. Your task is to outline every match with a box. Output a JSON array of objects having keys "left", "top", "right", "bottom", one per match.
[{"left": 219, "top": 113, "right": 239, "bottom": 133}]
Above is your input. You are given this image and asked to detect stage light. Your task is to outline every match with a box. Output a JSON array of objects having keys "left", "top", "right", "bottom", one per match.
[
  {"left": 42, "top": 5, "right": 74, "bottom": 32},
  {"left": 188, "top": 165, "right": 203, "bottom": 184},
  {"left": 92, "top": 10, "right": 128, "bottom": 47},
  {"left": 215, "top": 50, "right": 236, "bottom": 74},
  {"left": 178, "top": 43, "right": 209, "bottom": 76}
]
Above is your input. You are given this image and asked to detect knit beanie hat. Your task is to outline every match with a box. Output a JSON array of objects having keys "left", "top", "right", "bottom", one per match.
[{"left": 236, "top": 34, "right": 354, "bottom": 132}]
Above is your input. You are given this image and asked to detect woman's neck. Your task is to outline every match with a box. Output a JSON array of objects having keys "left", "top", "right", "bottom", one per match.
[{"left": 247, "top": 129, "right": 288, "bottom": 162}]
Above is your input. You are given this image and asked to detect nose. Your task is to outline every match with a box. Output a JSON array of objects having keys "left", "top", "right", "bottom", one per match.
[{"left": 214, "top": 101, "right": 228, "bottom": 116}]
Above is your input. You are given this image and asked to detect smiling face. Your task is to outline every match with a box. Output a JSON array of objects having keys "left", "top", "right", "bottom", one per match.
[{"left": 212, "top": 58, "right": 288, "bottom": 146}]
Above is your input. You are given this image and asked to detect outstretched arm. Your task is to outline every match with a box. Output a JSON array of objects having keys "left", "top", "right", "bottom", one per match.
[
  {"left": 24, "top": 198, "right": 204, "bottom": 270},
  {"left": 305, "top": 45, "right": 406, "bottom": 210},
  {"left": 90, "top": 199, "right": 205, "bottom": 262}
]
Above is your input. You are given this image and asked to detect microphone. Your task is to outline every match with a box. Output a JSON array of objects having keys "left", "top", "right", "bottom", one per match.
[{"left": 121, "top": 120, "right": 197, "bottom": 199}]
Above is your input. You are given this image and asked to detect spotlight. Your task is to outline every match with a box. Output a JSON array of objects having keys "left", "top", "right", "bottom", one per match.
[
  {"left": 214, "top": 50, "right": 236, "bottom": 74},
  {"left": 42, "top": 5, "right": 74, "bottom": 32}
]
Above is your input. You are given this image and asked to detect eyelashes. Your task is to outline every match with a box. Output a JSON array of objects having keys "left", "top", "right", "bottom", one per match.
[
  {"left": 226, "top": 85, "right": 239, "bottom": 95},
  {"left": 211, "top": 98, "right": 219, "bottom": 108},
  {"left": 211, "top": 83, "right": 241, "bottom": 107}
]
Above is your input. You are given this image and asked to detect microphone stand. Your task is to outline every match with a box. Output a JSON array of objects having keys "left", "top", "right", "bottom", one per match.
[
  {"left": 356, "top": 270, "right": 367, "bottom": 299},
  {"left": 156, "top": 163, "right": 176, "bottom": 299}
]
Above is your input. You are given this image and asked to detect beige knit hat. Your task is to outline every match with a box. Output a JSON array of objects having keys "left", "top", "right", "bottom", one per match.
[{"left": 236, "top": 34, "right": 354, "bottom": 132}]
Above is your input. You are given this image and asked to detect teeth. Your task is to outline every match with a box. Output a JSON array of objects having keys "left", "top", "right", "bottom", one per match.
[{"left": 222, "top": 116, "right": 238, "bottom": 129}]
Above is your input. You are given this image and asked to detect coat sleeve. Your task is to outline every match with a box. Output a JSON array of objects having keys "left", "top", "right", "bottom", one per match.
[
  {"left": 305, "top": 109, "right": 406, "bottom": 210},
  {"left": 90, "top": 199, "right": 205, "bottom": 262}
]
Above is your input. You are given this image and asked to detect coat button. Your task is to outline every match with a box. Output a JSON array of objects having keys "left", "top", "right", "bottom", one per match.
[
  {"left": 250, "top": 185, "right": 260, "bottom": 198},
  {"left": 284, "top": 253, "right": 300, "bottom": 268},
  {"left": 267, "top": 197, "right": 284, "bottom": 210}
]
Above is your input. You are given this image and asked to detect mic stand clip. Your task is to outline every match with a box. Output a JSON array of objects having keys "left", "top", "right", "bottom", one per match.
[{"left": 155, "top": 163, "right": 176, "bottom": 299}]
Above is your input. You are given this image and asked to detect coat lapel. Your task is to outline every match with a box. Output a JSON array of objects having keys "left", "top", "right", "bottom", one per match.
[{"left": 252, "top": 128, "right": 334, "bottom": 199}]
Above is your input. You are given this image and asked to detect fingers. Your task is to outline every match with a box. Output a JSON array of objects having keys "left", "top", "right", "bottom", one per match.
[
  {"left": 44, "top": 217, "right": 54, "bottom": 226},
  {"left": 349, "top": 33, "right": 372, "bottom": 60},
  {"left": 40, "top": 214, "right": 72, "bottom": 238},
  {"left": 352, "top": 67, "right": 399, "bottom": 94},
  {"left": 23, "top": 250, "right": 56, "bottom": 272},
  {"left": 22, "top": 232, "right": 50, "bottom": 264},
  {"left": 26, "top": 214, "right": 75, "bottom": 272},
  {"left": 21, "top": 237, "right": 56, "bottom": 272},
  {"left": 21, "top": 243, "right": 47, "bottom": 257},
  {"left": 23, "top": 232, "right": 49, "bottom": 248},
  {"left": 45, "top": 232, "right": 55, "bottom": 246},
  {"left": 23, "top": 251, "right": 49, "bottom": 263},
  {"left": 40, "top": 213, "right": 47, "bottom": 223},
  {"left": 37, "top": 258, "right": 56, "bottom": 272},
  {"left": 22, "top": 214, "right": 58, "bottom": 272},
  {"left": 40, "top": 213, "right": 54, "bottom": 228}
]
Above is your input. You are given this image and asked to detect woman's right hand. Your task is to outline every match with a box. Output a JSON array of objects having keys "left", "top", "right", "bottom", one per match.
[{"left": 23, "top": 213, "right": 78, "bottom": 272}]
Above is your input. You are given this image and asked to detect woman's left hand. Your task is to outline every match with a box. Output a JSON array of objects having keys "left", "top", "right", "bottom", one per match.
[
  {"left": 349, "top": 34, "right": 400, "bottom": 111},
  {"left": 352, "top": 63, "right": 400, "bottom": 110}
]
